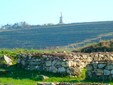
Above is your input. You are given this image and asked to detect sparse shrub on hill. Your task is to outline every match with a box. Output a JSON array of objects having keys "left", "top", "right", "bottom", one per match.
[{"left": 79, "top": 40, "right": 113, "bottom": 53}]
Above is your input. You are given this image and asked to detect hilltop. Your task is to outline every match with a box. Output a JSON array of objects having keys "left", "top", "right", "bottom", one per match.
[{"left": 0, "top": 21, "right": 113, "bottom": 49}]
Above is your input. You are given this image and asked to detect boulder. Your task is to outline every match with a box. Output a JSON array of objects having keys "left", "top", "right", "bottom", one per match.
[
  {"left": 4, "top": 55, "right": 13, "bottom": 65},
  {"left": 37, "top": 75, "right": 49, "bottom": 80}
]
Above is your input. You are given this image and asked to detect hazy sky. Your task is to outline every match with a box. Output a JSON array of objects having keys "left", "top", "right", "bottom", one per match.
[{"left": 0, "top": 0, "right": 113, "bottom": 25}]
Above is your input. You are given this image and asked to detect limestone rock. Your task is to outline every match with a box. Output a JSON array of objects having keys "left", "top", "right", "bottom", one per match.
[
  {"left": 96, "top": 69, "right": 103, "bottom": 76},
  {"left": 61, "top": 61, "right": 72, "bottom": 67},
  {"left": 86, "top": 70, "right": 92, "bottom": 78},
  {"left": 37, "top": 75, "right": 49, "bottom": 80},
  {"left": 71, "top": 62, "right": 76, "bottom": 67},
  {"left": 104, "top": 69, "right": 110, "bottom": 75},
  {"left": 111, "top": 70, "right": 113, "bottom": 74},
  {"left": 86, "top": 64, "right": 93, "bottom": 71},
  {"left": 67, "top": 67, "right": 81, "bottom": 76},
  {"left": 55, "top": 61, "right": 62, "bottom": 66},
  {"left": 4, "top": 55, "right": 13, "bottom": 65},
  {"left": 58, "top": 67, "right": 66, "bottom": 73},
  {"left": 106, "top": 64, "right": 113, "bottom": 70},
  {"left": 37, "top": 82, "right": 56, "bottom": 85},
  {"left": 17, "top": 58, "right": 21, "bottom": 64},
  {"left": 82, "top": 54, "right": 87, "bottom": 59},
  {"left": 87, "top": 57, "right": 92, "bottom": 63},
  {"left": 49, "top": 66, "right": 57, "bottom": 73},
  {"left": 35, "top": 66, "right": 39, "bottom": 70},
  {"left": 61, "top": 62, "right": 67, "bottom": 67},
  {"left": 52, "top": 60, "right": 57, "bottom": 66},
  {"left": 46, "top": 61, "right": 51, "bottom": 66},
  {"left": 21, "top": 60, "right": 26, "bottom": 66},
  {"left": 93, "top": 62, "right": 98, "bottom": 69},
  {"left": 109, "top": 56, "right": 113, "bottom": 61},
  {"left": 98, "top": 63, "right": 106, "bottom": 69}
]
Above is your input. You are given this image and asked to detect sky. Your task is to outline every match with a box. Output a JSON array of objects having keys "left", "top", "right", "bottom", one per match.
[{"left": 0, "top": 0, "right": 113, "bottom": 25}]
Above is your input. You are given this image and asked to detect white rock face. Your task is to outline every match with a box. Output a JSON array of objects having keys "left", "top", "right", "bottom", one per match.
[{"left": 4, "top": 55, "right": 13, "bottom": 65}]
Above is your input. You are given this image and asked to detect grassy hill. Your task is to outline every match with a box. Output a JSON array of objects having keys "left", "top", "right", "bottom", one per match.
[{"left": 0, "top": 21, "right": 113, "bottom": 49}]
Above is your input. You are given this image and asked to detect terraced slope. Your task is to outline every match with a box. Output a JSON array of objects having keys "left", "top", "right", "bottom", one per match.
[{"left": 0, "top": 21, "right": 113, "bottom": 49}]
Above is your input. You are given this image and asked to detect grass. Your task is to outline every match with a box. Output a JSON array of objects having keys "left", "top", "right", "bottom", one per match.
[
  {"left": 0, "top": 65, "right": 84, "bottom": 85},
  {"left": 0, "top": 48, "right": 71, "bottom": 65},
  {"left": 0, "top": 65, "right": 113, "bottom": 85},
  {"left": 0, "top": 48, "right": 71, "bottom": 56},
  {"left": 0, "top": 78, "right": 36, "bottom": 85}
]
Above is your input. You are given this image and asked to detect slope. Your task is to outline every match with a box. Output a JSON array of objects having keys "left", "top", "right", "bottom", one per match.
[{"left": 0, "top": 21, "right": 113, "bottom": 49}]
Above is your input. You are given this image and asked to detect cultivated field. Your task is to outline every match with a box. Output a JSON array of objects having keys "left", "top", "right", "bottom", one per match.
[{"left": 0, "top": 21, "right": 113, "bottom": 49}]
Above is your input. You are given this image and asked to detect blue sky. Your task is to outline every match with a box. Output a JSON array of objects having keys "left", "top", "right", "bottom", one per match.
[{"left": 0, "top": 0, "right": 113, "bottom": 25}]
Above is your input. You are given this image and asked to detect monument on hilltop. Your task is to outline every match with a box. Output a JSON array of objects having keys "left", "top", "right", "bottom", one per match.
[{"left": 59, "top": 12, "right": 63, "bottom": 24}]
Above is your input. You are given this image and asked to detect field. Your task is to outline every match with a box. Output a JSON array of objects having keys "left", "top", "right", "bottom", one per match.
[{"left": 0, "top": 21, "right": 113, "bottom": 49}]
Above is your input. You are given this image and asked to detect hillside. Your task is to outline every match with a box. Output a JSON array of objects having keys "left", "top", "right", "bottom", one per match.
[
  {"left": 0, "top": 21, "right": 113, "bottom": 49},
  {"left": 79, "top": 40, "right": 113, "bottom": 53}
]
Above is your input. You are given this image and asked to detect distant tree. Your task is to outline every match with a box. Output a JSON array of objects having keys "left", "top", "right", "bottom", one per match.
[
  {"left": 1, "top": 24, "right": 12, "bottom": 29},
  {"left": 20, "top": 21, "right": 30, "bottom": 28}
]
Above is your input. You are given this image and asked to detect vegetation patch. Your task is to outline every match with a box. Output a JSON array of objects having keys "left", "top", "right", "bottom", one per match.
[
  {"left": 0, "top": 65, "right": 112, "bottom": 85},
  {"left": 78, "top": 40, "right": 113, "bottom": 53}
]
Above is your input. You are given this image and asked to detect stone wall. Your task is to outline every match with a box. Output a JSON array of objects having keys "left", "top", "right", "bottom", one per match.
[
  {"left": 17, "top": 52, "right": 113, "bottom": 78},
  {"left": 17, "top": 52, "right": 92, "bottom": 76},
  {"left": 86, "top": 52, "right": 113, "bottom": 80},
  {"left": 86, "top": 61, "right": 113, "bottom": 80}
]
